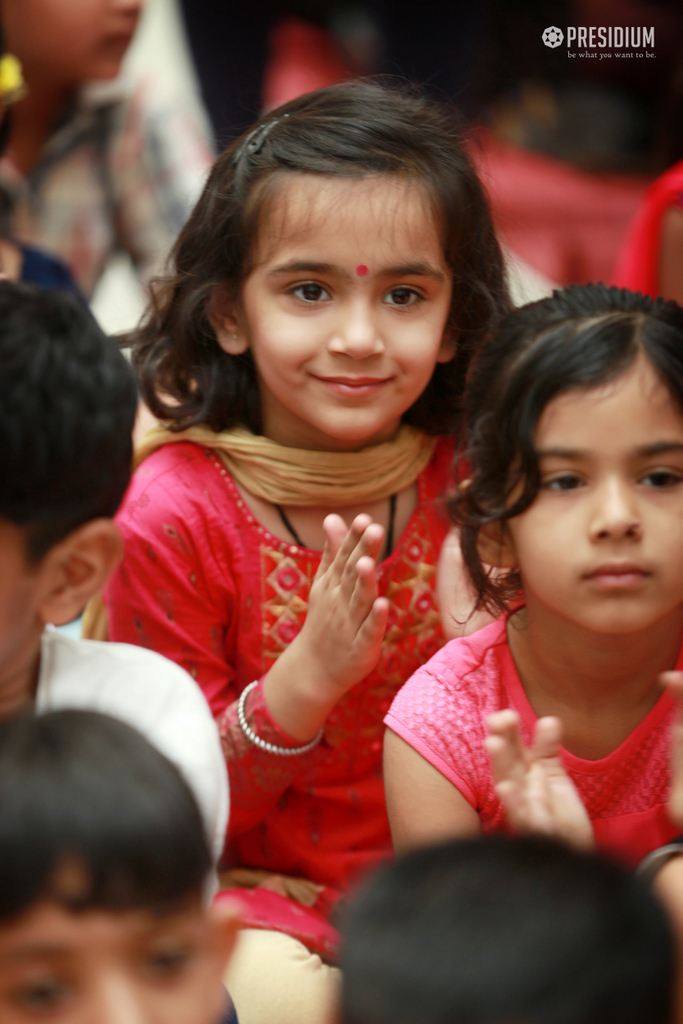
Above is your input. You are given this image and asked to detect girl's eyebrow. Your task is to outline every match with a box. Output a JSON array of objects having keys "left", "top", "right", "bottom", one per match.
[
  {"left": 536, "top": 447, "right": 583, "bottom": 459},
  {"left": 268, "top": 260, "right": 446, "bottom": 281},
  {"left": 635, "top": 441, "right": 683, "bottom": 456},
  {"left": 536, "top": 442, "right": 683, "bottom": 459},
  {"left": 269, "top": 261, "right": 335, "bottom": 276},
  {"left": 378, "top": 262, "right": 447, "bottom": 281}
]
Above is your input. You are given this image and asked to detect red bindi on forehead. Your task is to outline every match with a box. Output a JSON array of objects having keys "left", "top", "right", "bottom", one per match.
[{"left": 356, "top": 264, "right": 369, "bottom": 276}]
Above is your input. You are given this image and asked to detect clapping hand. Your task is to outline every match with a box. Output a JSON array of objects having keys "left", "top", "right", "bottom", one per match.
[
  {"left": 485, "top": 709, "right": 594, "bottom": 851},
  {"left": 263, "top": 513, "right": 390, "bottom": 742}
]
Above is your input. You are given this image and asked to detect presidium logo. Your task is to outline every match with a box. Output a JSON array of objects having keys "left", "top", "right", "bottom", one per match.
[
  {"left": 542, "top": 26, "right": 564, "bottom": 48},
  {"left": 542, "top": 24, "right": 655, "bottom": 53}
]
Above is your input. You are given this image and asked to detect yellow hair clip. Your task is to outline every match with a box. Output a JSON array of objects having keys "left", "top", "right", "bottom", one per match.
[{"left": 0, "top": 54, "right": 26, "bottom": 105}]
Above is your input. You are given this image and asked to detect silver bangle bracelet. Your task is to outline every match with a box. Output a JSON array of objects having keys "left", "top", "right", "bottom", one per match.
[
  {"left": 237, "top": 680, "right": 324, "bottom": 756},
  {"left": 636, "top": 842, "right": 683, "bottom": 885}
]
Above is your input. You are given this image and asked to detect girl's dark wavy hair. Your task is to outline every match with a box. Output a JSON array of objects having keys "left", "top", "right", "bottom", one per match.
[
  {"left": 452, "top": 283, "right": 683, "bottom": 615},
  {"left": 131, "top": 79, "right": 511, "bottom": 436}
]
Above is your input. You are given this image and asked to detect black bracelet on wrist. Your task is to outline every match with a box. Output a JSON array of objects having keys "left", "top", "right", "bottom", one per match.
[{"left": 636, "top": 839, "right": 683, "bottom": 885}]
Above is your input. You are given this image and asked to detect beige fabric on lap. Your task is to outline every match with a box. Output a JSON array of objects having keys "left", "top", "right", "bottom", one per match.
[{"left": 225, "top": 929, "right": 340, "bottom": 1024}]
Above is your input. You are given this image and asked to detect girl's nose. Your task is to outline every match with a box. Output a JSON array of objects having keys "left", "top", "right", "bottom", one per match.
[
  {"left": 589, "top": 477, "right": 642, "bottom": 541},
  {"left": 328, "top": 302, "right": 384, "bottom": 360}
]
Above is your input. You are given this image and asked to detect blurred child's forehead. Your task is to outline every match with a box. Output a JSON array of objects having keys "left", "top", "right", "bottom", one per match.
[
  {"left": 0, "top": 896, "right": 204, "bottom": 954},
  {"left": 251, "top": 172, "right": 444, "bottom": 268}
]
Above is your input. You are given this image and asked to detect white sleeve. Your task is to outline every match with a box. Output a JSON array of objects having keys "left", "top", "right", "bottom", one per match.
[{"left": 36, "top": 630, "right": 229, "bottom": 870}]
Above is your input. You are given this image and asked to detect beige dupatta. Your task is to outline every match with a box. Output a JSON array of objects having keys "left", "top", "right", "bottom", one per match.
[{"left": 82, "top": 423, "right": 435, "bottom": 640}]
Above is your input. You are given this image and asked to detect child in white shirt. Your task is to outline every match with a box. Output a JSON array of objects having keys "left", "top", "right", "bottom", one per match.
[{"left": 0, "top": 281, "right": 227, "bottom": 863}]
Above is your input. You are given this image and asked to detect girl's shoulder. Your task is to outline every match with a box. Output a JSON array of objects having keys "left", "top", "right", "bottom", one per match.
[
  {"left": 385, "top": 618, "right": 509, "bottom": 786},
  {"left": 130, "top": 440, "right": 225, "bottom": 490},
  {"left": 387, "top": 617, "right": 508, "bottom": 735},
  {"left": 118, "top": 441, "right": 240, "bottom": 533},
  {"left": 407, "top": 616, "right": 508, "bottom": 696}
]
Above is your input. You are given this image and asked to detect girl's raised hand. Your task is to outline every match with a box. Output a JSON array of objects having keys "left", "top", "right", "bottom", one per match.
[
  {"left": 303, "top": 513, "right": 390, "bottom": 693},
  {"left": 263, "top": 514, "right": 389, "bottom": 742},
  {"left": 485, "top": 710, "right": 594, "bottom": 851}
]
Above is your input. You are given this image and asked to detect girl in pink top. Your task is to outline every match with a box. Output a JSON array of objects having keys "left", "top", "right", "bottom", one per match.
[
  {"left": 385, "top": 284, "right": 683, "bottom": 868},
  {"left": 103, "top": 81, "right": 511, "bottom": 958}
]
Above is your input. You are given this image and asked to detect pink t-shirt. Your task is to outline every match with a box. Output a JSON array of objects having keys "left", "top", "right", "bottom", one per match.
[{"left": 386, "top": 615, "right": 680, "bottom": 866}]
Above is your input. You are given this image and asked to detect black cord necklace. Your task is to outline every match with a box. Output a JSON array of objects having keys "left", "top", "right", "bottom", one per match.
[{"left": 274, "top": 494, "right": 398, "bottom": 561}]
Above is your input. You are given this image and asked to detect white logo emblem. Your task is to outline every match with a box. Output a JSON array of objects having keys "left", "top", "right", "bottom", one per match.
[{"left": 542, "top": 26, "right": 564, "bottom": 47}]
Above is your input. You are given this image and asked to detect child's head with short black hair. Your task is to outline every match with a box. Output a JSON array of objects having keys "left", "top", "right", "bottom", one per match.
[
  {"left": 0, "top": 708, "right": 238, "bottom": 1023},
  {"left": 0, "top": 282, "right": 137, "bottom": 706},
  {"left": 0, "top": 708, "right": 210, "bottom": 916},
  {"left": 341, "top": 835, "right": 674, "bottom": 1024},
  {"left": 0, "top": 281, "right": 137, "bottom": 563}
]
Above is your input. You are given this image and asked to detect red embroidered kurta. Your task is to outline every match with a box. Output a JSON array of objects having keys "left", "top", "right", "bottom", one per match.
[{"left": 105, "top": 439, "right": 452, "bottom": 892}]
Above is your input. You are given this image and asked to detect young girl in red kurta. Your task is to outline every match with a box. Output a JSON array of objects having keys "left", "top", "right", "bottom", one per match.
[{"left": 101, "top": 82, "right": 509, "bottom": 973}]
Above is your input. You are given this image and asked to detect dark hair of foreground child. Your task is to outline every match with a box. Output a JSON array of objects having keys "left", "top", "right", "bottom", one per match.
[
  {"left": 341, "top": 835, "right": 675, "bottom": 1024},
  {"left": 0, "top": 709, "right": 211, "bottom": 915}
]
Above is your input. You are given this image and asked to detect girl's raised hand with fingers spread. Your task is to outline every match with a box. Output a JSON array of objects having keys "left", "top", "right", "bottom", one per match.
[
  {"left": 264, "top": 515, "right": 389, "bottom": 743},
  {"left": 305, "top": 515, "right": 389, "bottom": 696},
  {"left": 485, "top": 710, "right": 594, "bottom": 851}
]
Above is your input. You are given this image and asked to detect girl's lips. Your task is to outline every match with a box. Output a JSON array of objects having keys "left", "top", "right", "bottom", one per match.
[
  {"left": 584, "top": 564, "right": 650, "bottom": 589},
  {"left": 312, "top": 375, "right": 393, "bottom": 396}
]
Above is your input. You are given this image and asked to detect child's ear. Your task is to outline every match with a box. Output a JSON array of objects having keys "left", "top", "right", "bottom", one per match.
[
  {"left": 209, "top": 285, "right": 249, "bottom": 356},
  {"left": 436, "top": 329, "right": 458, "bottom": 363},
  {"left": 477, "top": 521, "right": 517, "bottom": 569},
  {"left": 37, "top": 520, "right": 123, "bottom": 627}
]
